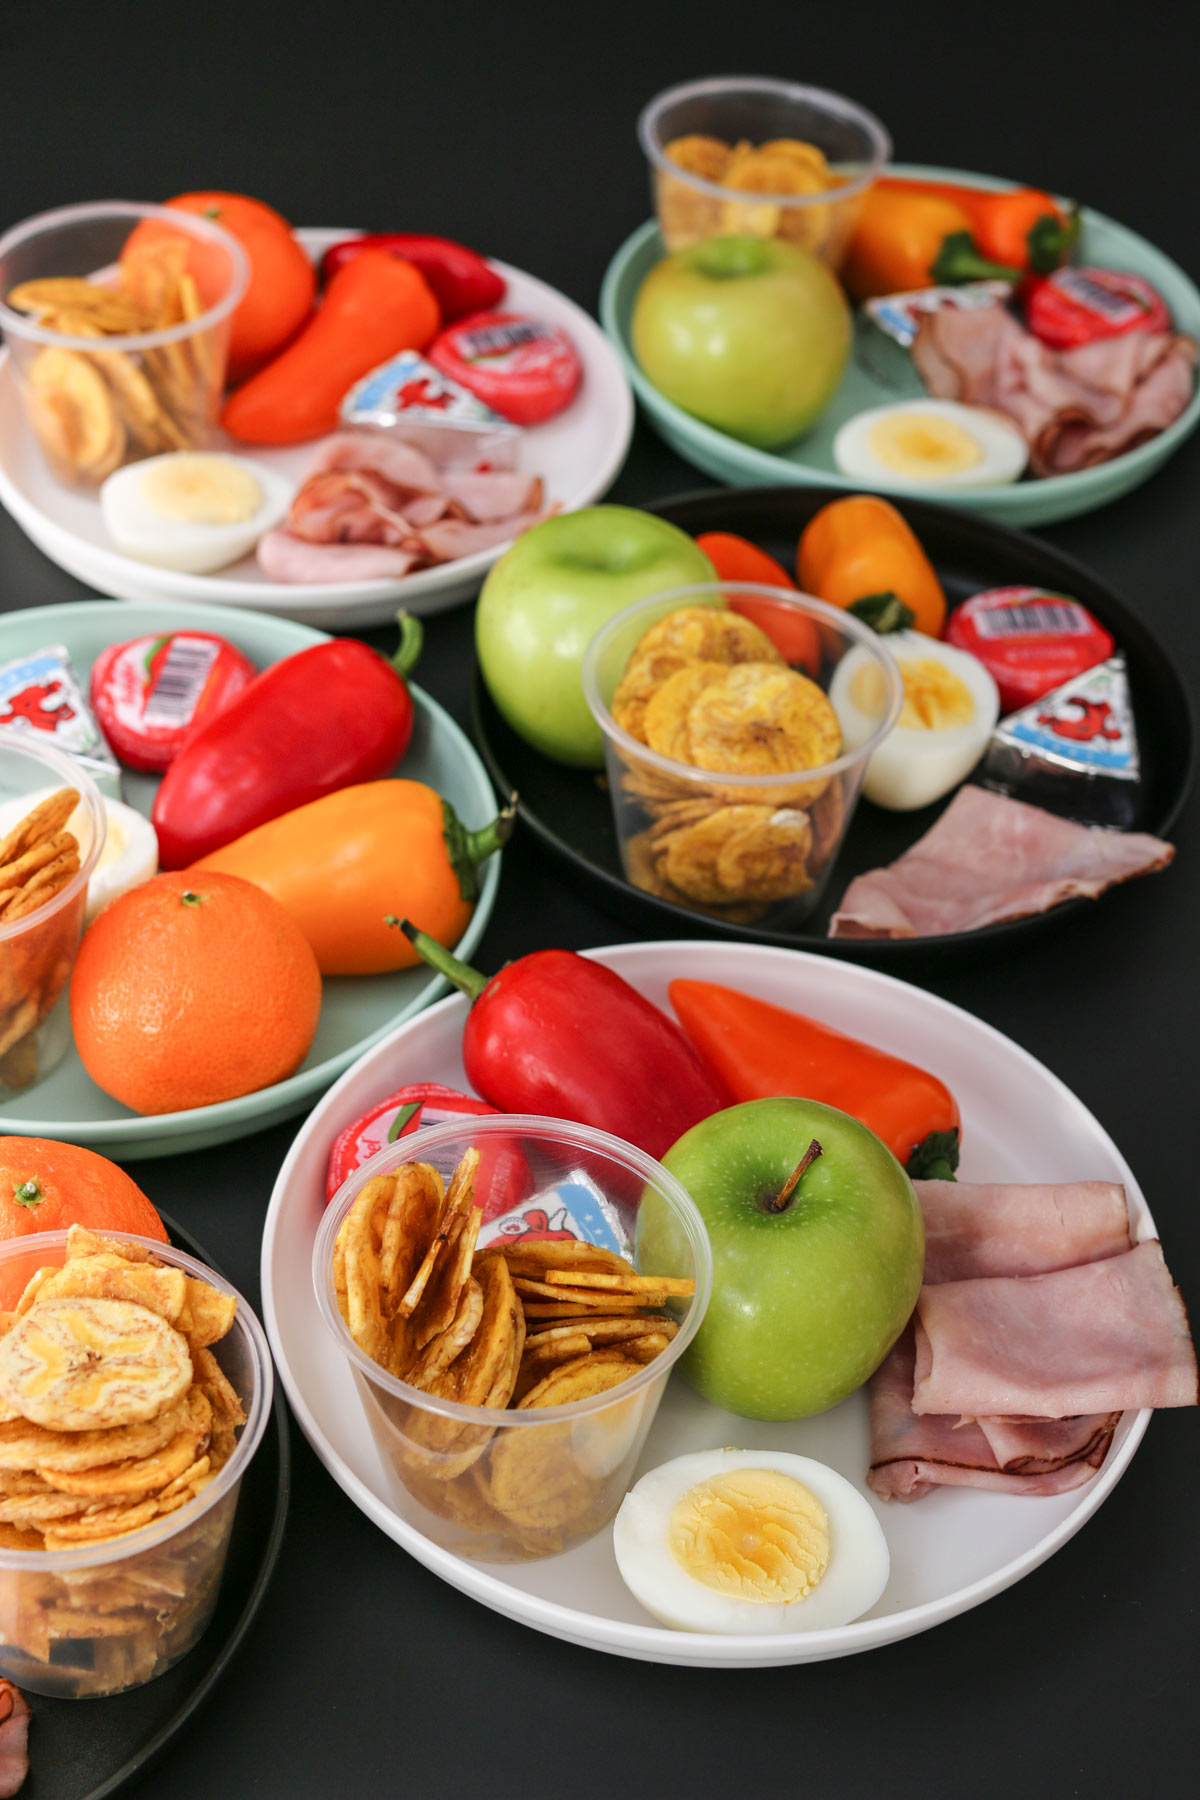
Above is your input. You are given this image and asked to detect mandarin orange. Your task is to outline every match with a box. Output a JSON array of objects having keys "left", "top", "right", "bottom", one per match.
[
  {"left": 69, "top": 871, "right": 321, "bottom": 1115},
  {"left": 0, "top": 1137, "right": 168, "bottom": 1309}
]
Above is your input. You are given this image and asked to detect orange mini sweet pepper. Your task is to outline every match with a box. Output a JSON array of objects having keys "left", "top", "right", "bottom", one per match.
[
  {"left": 797, "top": 495, "right": 947, "bottom": 639},
  {"left": 669, "top": 979, "right": 961, "bottom": 1179},
  {"left": 841, "top": 185, "right": 1022, "bottom": 301},
  {"left": 194, "top": 780, "right": 511, "bottom": 976}
]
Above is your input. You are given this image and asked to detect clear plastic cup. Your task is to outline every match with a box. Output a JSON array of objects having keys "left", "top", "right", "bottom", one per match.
[
  {"left": 314, "top": 1115, "right": 713, "bottom": 1563},
  {"left": 0, "top": 1229, "right": 272, "bottom": 1698},
  {"left": 581, "top": 582, "right": 903, "bottom": 929},
  {"left": 0, "top": 200, "right": 248, "bottom": 487},
  {"left": 0, "top": 739, "right": 106, "bottom": 1090},
  {"left": 638, "top": 76, "right": 890, "bottom": 268}
]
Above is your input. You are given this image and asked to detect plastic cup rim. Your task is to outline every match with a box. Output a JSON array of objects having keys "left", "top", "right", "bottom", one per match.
[
  {"left": 637, "top": 75, "right": 892, "bottom": 207},
  {"left": 313, "top": 1112, "right": 715, "bottom": 1428},
  {"left": 0, "top": 738, "right": 107, "bottom": 942},
  {"left": 580, "top": 580, "right": 905, "bottom": 787},
  {"left": 0, "top": 199, "right": 250, "bottom": 352},
  {"left": 0, "top": 1228, "right": 273, "bottom": 1571}
]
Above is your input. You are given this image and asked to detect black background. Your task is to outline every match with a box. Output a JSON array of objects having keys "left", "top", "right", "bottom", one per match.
[{"left": 2, "top": 1, "right": 1198, "bottom": 1794}]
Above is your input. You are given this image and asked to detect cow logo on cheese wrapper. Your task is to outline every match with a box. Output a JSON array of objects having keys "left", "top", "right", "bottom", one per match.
[
  {"left": 994, "top": 656, "right": 1138, "bottom": 779},
  {"left": 980, "top": 655, "right": 1142, "bottom": 829},
  {"left": 478, "top": 1172, "right": 630, "bottom": 1258}
]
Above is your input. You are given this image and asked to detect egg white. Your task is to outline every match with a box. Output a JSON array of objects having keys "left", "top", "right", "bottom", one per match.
[
  {"left": 612, "top": 1448, "right": 890, "bottom": 1635},
  {"left": 100, "top": 452, "right": 293, "bottom": 574},
  {"left": 75, "top": 797, "right": 158, "bottom": 921},
  {"left": 0, "top": 787, "right": 158, "bottom": 922},
  {"left": 834, "top": 398, "right": 1028, "bottom": 490},
  {"left": 830, "top": 630, "right": 1000, "bottom": 811}
]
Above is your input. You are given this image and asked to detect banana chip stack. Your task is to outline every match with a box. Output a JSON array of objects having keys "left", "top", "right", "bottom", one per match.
[
  {"left": 334, "top": 1152, "right": 694, "bottom": 1558},
  {"left": 656, "top": 133, "right": 859, "bottom": 261},
  {"left": 610, "top": 606, "right": 846, "bottom": 920},
  {"left": 0, "top": 788, "right": 86, "bottom": 1092},
  {"left": 0, "top": 1228, "right": 247, "bottom": 1696},
  {"left": 7, "top": 241, "right": 225, "bottom": 486}
]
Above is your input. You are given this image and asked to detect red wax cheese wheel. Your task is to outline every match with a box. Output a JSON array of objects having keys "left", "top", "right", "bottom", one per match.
[
  {"left": 90, "top": 631, "right": 258, "bottom": 772},
  {"left": 1024, "top": 267, "right": 1171, "bottom": 350},
  {"left": 427, "top": 310, "right": 581, "bottom": 424},
  {"left": 946, "top": 588, "right": 1115, "bottom": 714}
]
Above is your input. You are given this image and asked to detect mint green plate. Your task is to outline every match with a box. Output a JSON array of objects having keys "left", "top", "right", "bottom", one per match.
[
  {"left": 600, "top": 166, "right": 1200, "bottom": 526},
  {"left": 0, "top": 600, "right": 503, "bottom": 1159}
]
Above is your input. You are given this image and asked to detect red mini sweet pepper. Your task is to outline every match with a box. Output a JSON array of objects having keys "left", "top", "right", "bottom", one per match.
[
  {"left": 325, "top": 1081, "right": 532, "bottom": 1215},
  {"left": 151, "top": 613, "right": 422, "bottom": 868},
  {"left": 401, "top": 928, "right": 731, "bottom": 1163},
  {"left": 318, "top": 233, "right": 506, "bottom": 321},
  {"left": 668, "top": 979, "right": 961, "bottom": 1179}
]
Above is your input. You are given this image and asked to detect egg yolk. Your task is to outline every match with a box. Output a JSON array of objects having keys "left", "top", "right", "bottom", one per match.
[
  {"left": 140, "top": 454, "right": 263, "bottom": 525},
  {"left": 850, "top": 658, "right": 974, "bottom": 731},
  {"left": 866, "top": 413, "right": 983, "bottom": 480},
  {"left": 667, "top": 1467, "right": 830, "bottom": 1603}
]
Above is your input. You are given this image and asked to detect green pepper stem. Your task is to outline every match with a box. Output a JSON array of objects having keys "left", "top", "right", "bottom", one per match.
[
  {"left": 390, "top": 611, "right": 424, "bottom": 680},
  {"left": 391, "top": 921, "right": 491, "bottom": 1002},
  {"left": 1027, "top": 207, "right": 1080, "bottom": 274},
  {"left": 931, "top": 231, "right": 1022, "bottom": 286},
  {"left": 847, "top": 591, "right": 916, "bottom": 636},
  {"left": 441, "top": 796, "right": 516, "bottom": 904},
  {"left": 905, "top": 1128, "right": 960, "bottom": 1182}
]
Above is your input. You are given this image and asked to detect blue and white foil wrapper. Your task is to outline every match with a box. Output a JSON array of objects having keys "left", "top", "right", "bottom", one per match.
[
  {"left": 478, "top": 1170, "right": 630, "bottom": 1257},
  {"left": 981, "top": 654, "right": 1140, "bottom": 826}
]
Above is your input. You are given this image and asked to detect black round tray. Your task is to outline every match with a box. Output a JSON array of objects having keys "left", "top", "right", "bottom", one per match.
[
  {"left": 16, "top": 1214, "right": 290, "bottom": 1800},
  {"left": 472, "top": 485, "right": 1194, "bottom": 966}
]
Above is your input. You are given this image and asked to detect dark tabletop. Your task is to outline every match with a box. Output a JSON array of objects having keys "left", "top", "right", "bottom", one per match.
[{"left": 1, "top": 2, "right": 1197, "bottom": 1794}]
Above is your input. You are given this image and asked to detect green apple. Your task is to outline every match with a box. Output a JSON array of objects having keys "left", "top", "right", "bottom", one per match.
[
  {"left": 475, "top": 505, "right": 715, "bottom": 768},
  {"left": 639, "top": 1097, "right": 923, "bottom": 1421},
  {"left": 632, "top": 235, "right": 851, "bottom": 449}
]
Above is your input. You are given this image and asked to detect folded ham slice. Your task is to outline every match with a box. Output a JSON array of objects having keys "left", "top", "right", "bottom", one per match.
[
  {"left": 259, "top": 427, "right": 553, "bottom": 584},
  {"left": 912, "top": 1239, "right": 1197, "bottom": 1417},
  {"left": 915, "top": 1178, "right": 1132, "bottom": 1283},
  {"left": 868, "top": 1182, "right": 1195, "bottom": 1501},
  {"left": 868, "top": 1329, "right": 1117, "bottom": 1502},
  {"left": 911, "top": 300, "right": 1196, "bottom": 476},
  {"left": 829, "top": 785, "right": 1174, "bottom": 939}
]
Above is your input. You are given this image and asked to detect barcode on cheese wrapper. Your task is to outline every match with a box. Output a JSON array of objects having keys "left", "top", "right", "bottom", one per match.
[
  {"left": 142, "top": 637, "right": 221, "bottom": 729},
  {"left": 972, "top": 601, "right": 1094, "bottom": 638}
]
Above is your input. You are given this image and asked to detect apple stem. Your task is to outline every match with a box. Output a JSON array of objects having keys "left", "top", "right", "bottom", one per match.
[{"left": 770, "top": 1139, "right": 823, "bottom": 1212}]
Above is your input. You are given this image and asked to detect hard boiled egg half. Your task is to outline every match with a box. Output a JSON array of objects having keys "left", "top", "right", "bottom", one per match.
[
  {"left": 834, "top": 399, "right": 1028, "bottom": 489},
  {"left": 829, "top": 630, "right": 1000, "bottom": 811},
  {"left": 612, "top": 1448, "right": 890, "bottom": 1635},
  {"left": 100, "top": 451, "right": 293, "bottom": 574}
]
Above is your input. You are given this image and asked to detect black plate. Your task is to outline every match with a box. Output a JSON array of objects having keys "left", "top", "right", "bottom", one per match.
[
  {"left": 472, "top": 485, "right": 1195, "bottom": 966},
  {"left": 17, "top": 1214, "right": 290, "bottom": 1800}
]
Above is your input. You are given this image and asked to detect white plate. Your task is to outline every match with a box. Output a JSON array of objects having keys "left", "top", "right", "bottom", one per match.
[
  {"left": 261, "top": 940, "right": 1151, "bottom": 1668},
  {"left": 0, "top": 231, "right": 634, "bottom": 630}
]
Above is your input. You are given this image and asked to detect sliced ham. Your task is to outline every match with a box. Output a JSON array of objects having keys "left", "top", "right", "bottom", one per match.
[
  {"left": 829, "top": 785, "right": 1174, "bottom": 940},
  {"left": 867, "top": 1329, "right": 1115, "bottom": 1502},
  {"left": 259, "top": 428, "right": 553, "bottom": 584},
  {"left": 912, "top": 1240, "right": 1198, "bottom": 1418},
  {"left": 915, "top": 1179, "right": 1132, "bottom": 1284},
  {"left": 869, "top": 1185, "right": 1194, "bottom": 1501},
  {"left": 442, "top": 469, "right": 544, "bottom": 521},
  {"left": 975, "top": 1412, "right": 1120, "bottom": 1473},
  {"left": 306, "top": 430, "right": 444, "bottom": 491},
  {"left": 256, "top": 530, "right": 420, "bottom": 584},
  {"left": 0, "top": 1681, "right": 29, "bottom": 1798},
  {"left": 410, "top": 508, "right": 549, "bottom": 562},
  {"left": 911, "top": 301, "right": 1196, "bottom": 476}
]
